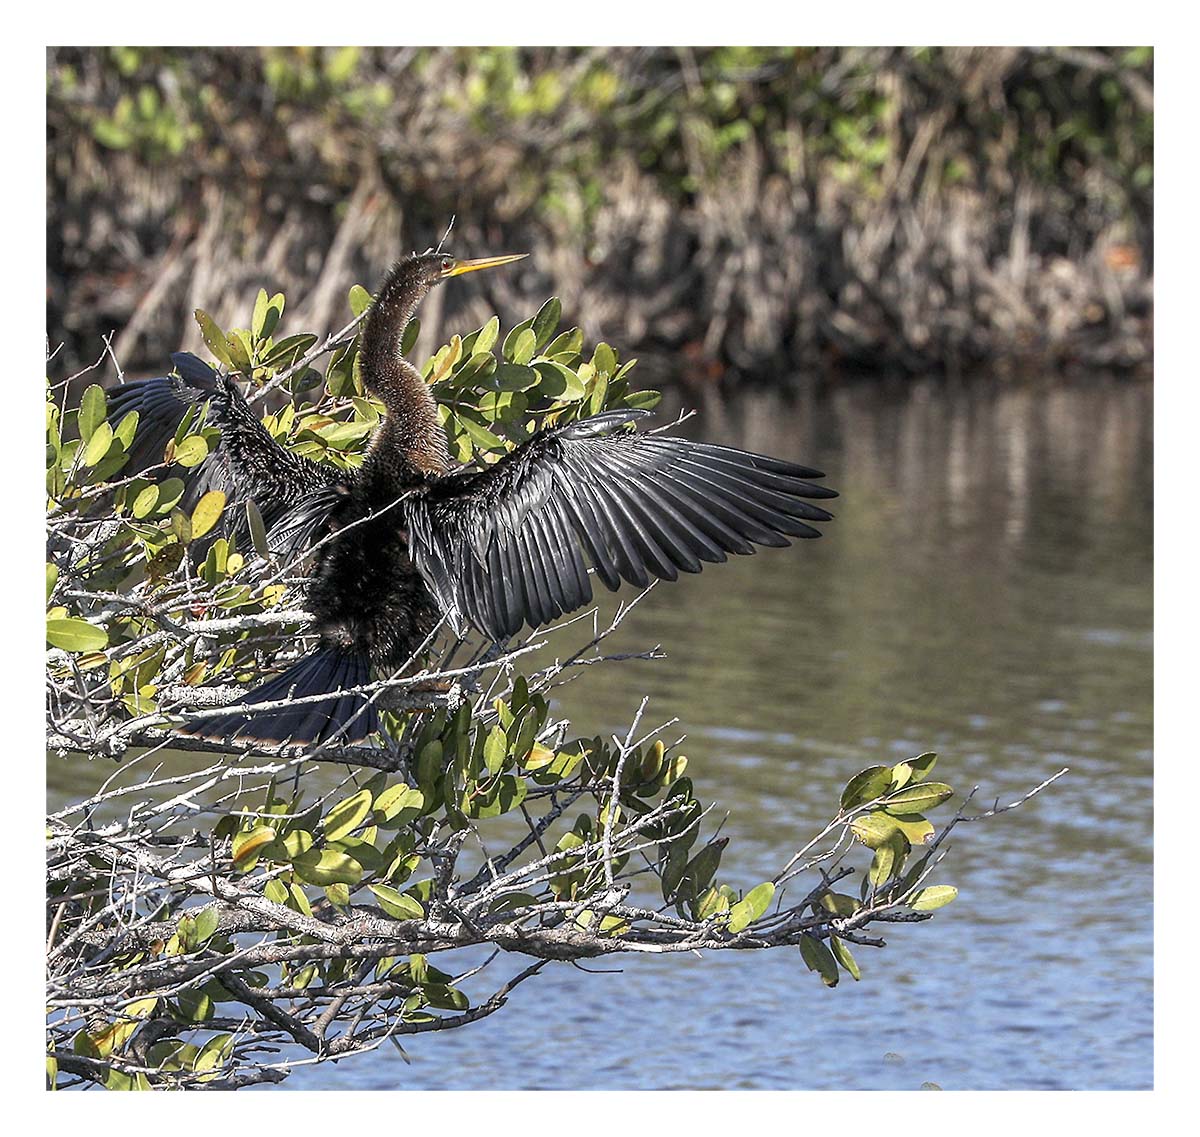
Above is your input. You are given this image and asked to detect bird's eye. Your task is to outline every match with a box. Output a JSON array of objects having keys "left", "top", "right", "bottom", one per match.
[{"left": 441, "top": 257, "right": 455, "bottom": 272}]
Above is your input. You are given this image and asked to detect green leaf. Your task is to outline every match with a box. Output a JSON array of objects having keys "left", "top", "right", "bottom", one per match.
[
  {"left": 348, "top": 284, "right": 373, "bottom": 317},
  {"left": 493, "top": 363, "right": 540, "bottom": 391},
  {"left": 799, "top": 934, "right": 840, "bottom": 986},
  {"left": 373, "top": 783, "right": 426, "bottom": 826},
  {"left": 260, "top": 829, "right": 313, "bottom": 861},
  {"left": 472, "top": 315, "right": 500, "bottom": 356},
  {"left": 623, "top": 388, "right": 660, "bottom": 410},
  {"left": 868, "top": 829, "right": 910, "bottom": 885},
  {"left": 83, "top": 421, "right": 114, "bottom": 467},
  {"left": 245, "top": 499, "right": 269, "bottom": 556},
  {"left": 416, "top": 740, "right": 444, "bottom": 793},
  {"left": 887, "top": 813, "right": 936, "bottom": 846},
  {"left": 194, "top": 1032, "right": 233, "bottom": 1076},
  {"left": 908, "top": 752, "right": 938, "bottom": 780},
  {"left": 533, "top": 360, "right": 587, "bottom": 401},
  {"left": 113, "top": 410, "right": 139, "bottom": 451},
  {"left": 78, "top": 385, "right": 106, "bottom": 442},
  {"left": 263, "top": 878, "right": 289, "bottom": 905},
  {"left": 727, "top": 881, "right": 775, "bottom": 933},
  {"left": 695, "top": 886, "right": 732, "bottom": 920},
  {"left": 104, "top": 1068, "right": 134, "bottom": 1091},
  {"left": 910, "top": 885, "right": 958, "bottom": 911},
  {"left": 73, "top": 1029, "right": 102, "bottom": 1060},
  {"left": 190, "top": 490, "right": 226, "bottom": 539},
  {"left": 830, "top": 935, "right": 861, "bottom": 980},
  {"left": 157, "top": 477, "right": 186, "bottom": 513},
  {"left": 46, "top": 617, "right": 108, "bottom": 653},
  {"left": 325, "top": 882, "right": 351, "bottom": 908},
  {"left": 531, "top": 296, "right": 562, "bottom": 349},
  {"left": 501, "top": 318, "right": 534, "bottom": 361},
  {"left": 174, "top": 435, "right": 210, "bottom": 468},
  {"left": 884, "top": 782, "right": 953, "bottom": 814},
  {"left": 400, "top": 318, "right": 420, "bottom": 357},
  {"left": 591, "top": 342, "right": 617, "bottom": 377},
  {"left": 850, "top": 810, "right": 900, "bottom": 849},
  {"left": 194, "top": 309, "right": 233, "bottom": 368},
  {"left": 455, "top": 412, "right": 505, "bottom": 452},
  {"left": 262, "top": 333, "right": 317, "bottom": 369},
  {"left": 819, "top": 892, "right": 860, "bottom": 916},
  {"left": 368, "top": 883, "right": 425, "bottom": 920},
  {"left": 131, "top": 483, "right": 159, "bottom": 519},
  {"left": 318, "top": 418, "right": 376, "bottom": 446},
  {"left": 510, "top": 328, "right": 538, "bottom": 366},
  {"left": 193, "top": 906, "right": 220, "bottom": 944},
  {"left": 678, "top": 838, "right": 727, "bottom": 901},
  {"left": 545, "top": 327, "right": 584, "bottom": 357},
  {"left": 840, "top": 766, "right": 892, "bottom": 811},
  {"left": 293, "top": 848, "right": 363, "bottom": 887},
  {"left": 460, "top": 773, "right": 527, "bottom": 819},
  {"left": 323, "top": 789, "right": 373, "bottom": 842},
  {"left": 889, "top": 761, "right": 914, "bottom": 790},
  {"left": 45, "top": 563, "right": 58, "bottom": 603},
  {"left": 252, "top": 288, "right": 270, "bottom": 339},
  {"left": 225, "top": 329, "right": 253, "bottom": 374},
  {"left": 483, "top": 726, "right": 508, "bottom": 774}
]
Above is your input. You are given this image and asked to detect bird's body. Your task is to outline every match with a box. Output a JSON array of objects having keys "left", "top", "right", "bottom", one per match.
[{"left": 113, "top": 251, "right": 836, "bottom": 746}]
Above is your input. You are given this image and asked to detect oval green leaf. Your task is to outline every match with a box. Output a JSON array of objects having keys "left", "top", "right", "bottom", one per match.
[
  {"left": 323, "top": 789, "right": 372, "bottom": 842},
  {"left": 46, "top": 617, "right": 108, "bottom": 653},
  {"left": 727, "top": 880, "right": 775, "bottom": 933},
  {"left": 368, "top": 883, "right": 425, "bottom": 921}
]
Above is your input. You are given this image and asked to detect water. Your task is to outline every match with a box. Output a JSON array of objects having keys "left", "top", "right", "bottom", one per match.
[{"left": 48, "top": 375, "right": 1153, "bottom": 1090}]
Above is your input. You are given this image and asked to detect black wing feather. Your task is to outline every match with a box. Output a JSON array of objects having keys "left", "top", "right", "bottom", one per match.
[
  {"left": 405, "top": 410, "right": 836, "bottom": 643},
  {"left": 107, "top": 354, "right": 342, "bottom": 555}
]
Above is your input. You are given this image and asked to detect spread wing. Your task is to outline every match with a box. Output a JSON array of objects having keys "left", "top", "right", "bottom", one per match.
[
  {"left": 405, "top": 409, "right": 837, "bottom": 642},
  {"left": 107, "top": 353, "right": 339, "bottom": 544}
]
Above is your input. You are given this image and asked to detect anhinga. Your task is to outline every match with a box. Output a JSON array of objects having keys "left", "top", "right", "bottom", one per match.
[{"left": 109, "top": 251, "right": 837, "bottom": 747}]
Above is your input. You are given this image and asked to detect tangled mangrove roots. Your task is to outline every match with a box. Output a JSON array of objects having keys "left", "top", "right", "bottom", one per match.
[{"left": 48, "top": 46, "right": 1152, "bottom": 385}]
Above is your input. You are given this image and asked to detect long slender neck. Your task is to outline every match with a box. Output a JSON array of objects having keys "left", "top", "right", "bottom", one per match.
[{"left": 360, "top": 259, "right": 450, "bottom": 481}]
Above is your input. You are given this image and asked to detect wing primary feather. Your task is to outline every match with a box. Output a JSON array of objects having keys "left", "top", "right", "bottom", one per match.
[
  {"left": 581, "top": 477, "right": 652, "bottom": 587},
  {"left": 556, "top": 476, "right": 622, "bottom": 591},
  {"left": 663, "top": 467, "right": 790, "bottom": 546}
]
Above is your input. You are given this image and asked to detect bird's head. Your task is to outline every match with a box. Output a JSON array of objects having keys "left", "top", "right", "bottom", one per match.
[{"left": 410, "top": 250, "right": 528, "bottom": 288}]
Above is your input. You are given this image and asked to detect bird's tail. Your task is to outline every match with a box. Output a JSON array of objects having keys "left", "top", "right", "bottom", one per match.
[{"left": 183, "top": 647, "right": 380, "bottom": 747}]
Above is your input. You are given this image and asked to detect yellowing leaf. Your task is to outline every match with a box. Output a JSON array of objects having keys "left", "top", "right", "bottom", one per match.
[
  {"left": 46, "top": 617, "right": 108, "bottom": 653},
  {"left": 883, "top": 782, "right": 954, "bottom": 814},
  {"left": 231, "top": 824, "right": 276, "bottom": 868},
  {"left": 190, "top": 490, "right": 226, "bottom": 538},
  {"left": 910, "top": 885, "right": 958, "bottom": 911},
  {"left": 174, "top": 435, "right": 210, "bottom": 468}
]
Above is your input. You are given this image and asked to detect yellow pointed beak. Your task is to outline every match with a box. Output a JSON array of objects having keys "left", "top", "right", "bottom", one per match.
[{"left": 442, "top": 253, "right": 528, "bottom": 278}]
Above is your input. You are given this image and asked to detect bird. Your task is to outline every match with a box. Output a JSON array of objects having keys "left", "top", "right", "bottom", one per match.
[{"left": 111, "top": 250, "right": 837, "bottom": 747}]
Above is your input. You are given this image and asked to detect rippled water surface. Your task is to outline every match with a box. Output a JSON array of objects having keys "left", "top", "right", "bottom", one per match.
[{"left": 49, "top": 376, "right": 1153, "bottom": 1090}]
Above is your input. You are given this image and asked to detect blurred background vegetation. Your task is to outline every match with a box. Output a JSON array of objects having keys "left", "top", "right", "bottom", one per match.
[{"left": 47, "top": 46, "right": 1152, "bottom": 389}]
